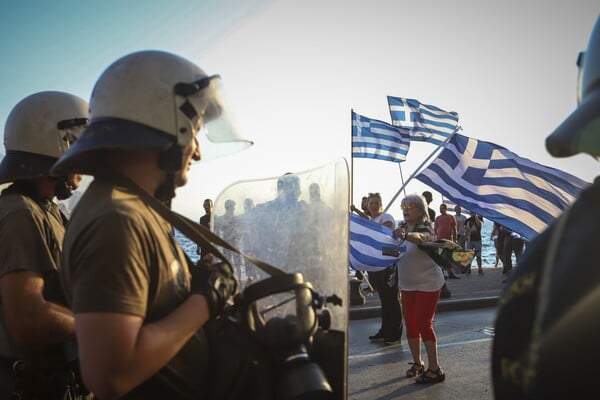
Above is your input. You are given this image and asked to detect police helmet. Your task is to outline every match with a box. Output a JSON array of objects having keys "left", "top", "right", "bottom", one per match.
[
  {"left": 277, "top": 173, "right": 301, "bottom": 200},
  {"left": 547, "top": 15, "right": 600, "bottom": 158},
  {"left": 52, "top": 50, "right": 252, "bottom": 176},
  {"left": 0, "top": 91, "right": 88, "bottom": 185}
]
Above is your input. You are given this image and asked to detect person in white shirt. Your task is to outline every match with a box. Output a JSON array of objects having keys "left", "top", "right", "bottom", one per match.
[{"left": 394, "top": 193, "right": 446, "bottom": 384}]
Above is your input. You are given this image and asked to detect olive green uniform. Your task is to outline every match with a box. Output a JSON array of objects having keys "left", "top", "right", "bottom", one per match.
[
  {"left": 0, "top": 186, "right": 69, "bottom": 397},
  {"left": 60, "top": 178, "right": 208, "bottom": 399}
]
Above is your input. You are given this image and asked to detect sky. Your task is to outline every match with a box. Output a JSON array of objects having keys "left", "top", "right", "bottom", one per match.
[{"left": 1, "top": 0, "right": 599, "bottom": 221}]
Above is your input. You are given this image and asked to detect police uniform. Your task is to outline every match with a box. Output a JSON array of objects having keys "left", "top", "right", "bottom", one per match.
[
  {"left": 492, "top": 13, "right": 600, "bottom": 400},
  {"left": 492, "top": 178, "right": 600, "bottom": 398},
  {"left": 60, "top": 178, "right": 209, "bottom": 399},
  {"left": 0, "top": 185, "right": 72, "bottom": 397}
]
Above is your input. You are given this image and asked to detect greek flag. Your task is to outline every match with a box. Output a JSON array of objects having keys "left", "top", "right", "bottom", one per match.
[
  {"left": 387, "top": 96, "right": 459, "bottom": 145},
  {"left": 415, "top": 133, "right": 590, "bottom": 240},
  {"left": 349, "top": 213, "right": 406, "bottom": 271},
  {"left": 352, "top": 111, "right": 411, "bottom": 163}
]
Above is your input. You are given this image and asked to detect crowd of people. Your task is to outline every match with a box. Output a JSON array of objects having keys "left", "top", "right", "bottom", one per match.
[
  {"left": 346, "top": 14, "right": 600, "bottom": 397},
  {"left": 1, "top": 11, "right": 598, "bottom": 398}
]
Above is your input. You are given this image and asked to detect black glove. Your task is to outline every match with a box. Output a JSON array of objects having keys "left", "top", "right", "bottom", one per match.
[{"left": 190, "top": 261, "right": 238, "bottom": 318}]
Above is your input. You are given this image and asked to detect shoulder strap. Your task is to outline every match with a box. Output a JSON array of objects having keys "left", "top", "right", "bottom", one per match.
[
  {"left": 526, "top": 206, "right": 572, "bottom": 382},
  {"left": 114, "top": 175, "right": 285, "bottom": 277}
]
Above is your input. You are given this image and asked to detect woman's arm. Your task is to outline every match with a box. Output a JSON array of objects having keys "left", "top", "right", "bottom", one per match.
[
  {"left": 393, "top": 227, "right": 433, "bottom": 245},
  {"left": 350, "top": 205, "right": 369, "bottom": 219}
]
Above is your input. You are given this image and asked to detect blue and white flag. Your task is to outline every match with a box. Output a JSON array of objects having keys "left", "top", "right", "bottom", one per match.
[
  {"left": 387, "top": 96, "right": 459, "bottom": 145},
  {"left": 416, "top": 133, "right": 590, "bottom": 240},
  {"left": 349, "top": 213, "right": 406, "bottom": 271},
  {"left": 352, "top": 111, "right": 411, "bottom": 163}
]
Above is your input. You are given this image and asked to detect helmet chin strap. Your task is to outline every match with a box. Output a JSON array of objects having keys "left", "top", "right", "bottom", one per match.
[
  {"left": 54, "top": 177, "right": 74, "bottom": 200},
  {"left": 154, "top": 172, "right": 175, "bottom": 203},
  {"left": 155, "top": 145, "right": 183, "bottom": 203}
]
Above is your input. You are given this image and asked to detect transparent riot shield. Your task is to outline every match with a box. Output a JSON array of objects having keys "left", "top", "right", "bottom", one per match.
[{"left": 213, "top": 158, "right": 349, "bottom": 400}]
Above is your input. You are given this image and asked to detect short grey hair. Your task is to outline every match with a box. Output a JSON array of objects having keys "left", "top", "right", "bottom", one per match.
[{"left": 400, "top": 193, "right": 430, "bottom": 222}]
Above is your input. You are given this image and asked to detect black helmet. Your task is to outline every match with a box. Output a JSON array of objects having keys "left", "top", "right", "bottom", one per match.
[{"left": 546, "top": 15, "right": 600, "bottom": 158}]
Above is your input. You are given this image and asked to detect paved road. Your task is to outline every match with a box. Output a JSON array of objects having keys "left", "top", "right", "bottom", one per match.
[
  {"left": 350, "top": 266, "right": 506, "bottom": 319},
  {"left": 347, "top": 306, "right": 498, "bottom": 400}
]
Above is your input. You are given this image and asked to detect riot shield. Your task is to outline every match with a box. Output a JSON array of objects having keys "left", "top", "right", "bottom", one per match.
[{"left": 213, "top": 158, "right": 349, "bottom": 400}]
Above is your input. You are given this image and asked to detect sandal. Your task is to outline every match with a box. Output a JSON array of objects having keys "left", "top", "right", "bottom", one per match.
[
  {"left": 405, "top": 362, "right": 425, "bottom": 378},
  {"left": 415, "top": 367, "right": 445, "bottom": 384}
]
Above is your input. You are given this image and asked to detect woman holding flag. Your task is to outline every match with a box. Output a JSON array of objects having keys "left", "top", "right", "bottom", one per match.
[
  {"left": 394, "top": 193, "right": 446, "bottom": 384},
  {"left": 365, "top": 192, "right": 403, "bottom": 346}
]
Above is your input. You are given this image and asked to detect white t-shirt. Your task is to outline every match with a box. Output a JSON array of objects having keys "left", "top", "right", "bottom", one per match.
[
  {"left": 397, "top": 240, "right": 445, "bottom": 291},
  {"left": 455, "top": 214, "right": 467, "bottom": 235}
]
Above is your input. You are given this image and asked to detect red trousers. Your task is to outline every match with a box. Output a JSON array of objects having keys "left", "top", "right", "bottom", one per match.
[{"left": 401, "top": 289, "right": 441, "bottom": 342}]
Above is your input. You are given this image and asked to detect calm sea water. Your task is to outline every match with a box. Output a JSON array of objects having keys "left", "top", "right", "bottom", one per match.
[{"left": 174, "top": 218, "right": 502, "bottom": 268}]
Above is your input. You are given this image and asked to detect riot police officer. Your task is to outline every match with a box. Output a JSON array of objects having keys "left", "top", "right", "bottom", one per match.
[
  {"left": 492, "top": 14, "right": 600, "bottom": 399},
  {"left": 51, "top": 50, "right": 251, "bottom": 399},
  {"left": 0, "top": 91, "right": 89, "bottom": 399}
]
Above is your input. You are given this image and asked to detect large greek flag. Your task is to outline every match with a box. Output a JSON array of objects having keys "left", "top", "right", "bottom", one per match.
[
  {"left": 349, "top": 213, "right": 406, "bottom": 271},
  {"left": 416, "top": 134, "right": 590, "bottom": 240},
  {"left": 352, "top": 111, "right": 410, "bottom": 163},
  {"left": 387, "top": 96, "right": 459, "bottom": 145}
]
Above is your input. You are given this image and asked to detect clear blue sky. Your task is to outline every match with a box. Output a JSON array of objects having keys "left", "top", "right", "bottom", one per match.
[{"left": 1, "top": 0, "right": 599, "bottom": 221}]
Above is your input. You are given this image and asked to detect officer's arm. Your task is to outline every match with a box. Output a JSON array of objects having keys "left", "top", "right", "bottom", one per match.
[
  {"left": 74, "top": 294, "right": 210, "bottom": 400},
  {"left": 0, "top": 270, "right": 75, "bottom": 345}
]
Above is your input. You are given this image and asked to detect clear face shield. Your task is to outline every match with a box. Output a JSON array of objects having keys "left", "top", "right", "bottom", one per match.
[
  {"left": 54, "top": 117, "right": 87, "bottom": 199},
  {"left": 56, "top": 117, "right": 88, "bottom": 155},
  {"left": 175, "top": 75, "right": 253, "bottom": 161},
  {"left": 213, "top": 159, "right": 350, "bottom": 399}
]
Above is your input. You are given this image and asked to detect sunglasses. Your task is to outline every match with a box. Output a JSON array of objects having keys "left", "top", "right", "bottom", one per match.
[{"left": 401, "top": 203, "right": 418, "bottom": 210}]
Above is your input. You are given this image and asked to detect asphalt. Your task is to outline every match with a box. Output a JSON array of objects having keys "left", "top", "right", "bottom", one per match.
[{"left": 349, "top": 266, "right": 506, "bottom": 320}]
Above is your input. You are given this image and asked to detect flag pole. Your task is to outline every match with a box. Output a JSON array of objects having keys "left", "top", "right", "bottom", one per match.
[
  {"left": 398, "top": 164, "right": 406, "bottom": 198},
  {"left": 350, "top": 109, "right": 354, "bottom": 208},
  {"left": 349, "top": 109, "right": 373, "bottom": 288},
  {"left": 382, "top": 127, "right": 461, "bottom": 214}
]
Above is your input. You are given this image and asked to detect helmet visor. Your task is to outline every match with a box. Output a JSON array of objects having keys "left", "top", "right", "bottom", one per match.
[
  {"left": 185, "top": 76, "right": 253, "bottom": 160},
  {"left": 56, "top": 117, "right": 88, "bottom": 155}
]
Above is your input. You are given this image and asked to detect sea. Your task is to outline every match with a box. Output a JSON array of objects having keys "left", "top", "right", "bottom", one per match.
[{"left": 174, "top": 218, "right": 505, "bottom": 269}]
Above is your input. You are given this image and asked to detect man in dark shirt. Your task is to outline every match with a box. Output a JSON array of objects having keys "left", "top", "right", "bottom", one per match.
[
  {"left": 197, "top": 198, "right": 213, "bottom": 258},
  {"left": 422, "top": 191, "right": 436, "bottom": 221},
  {"left": 464, "top": 211, "right": 484, "bottom": 275}
]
